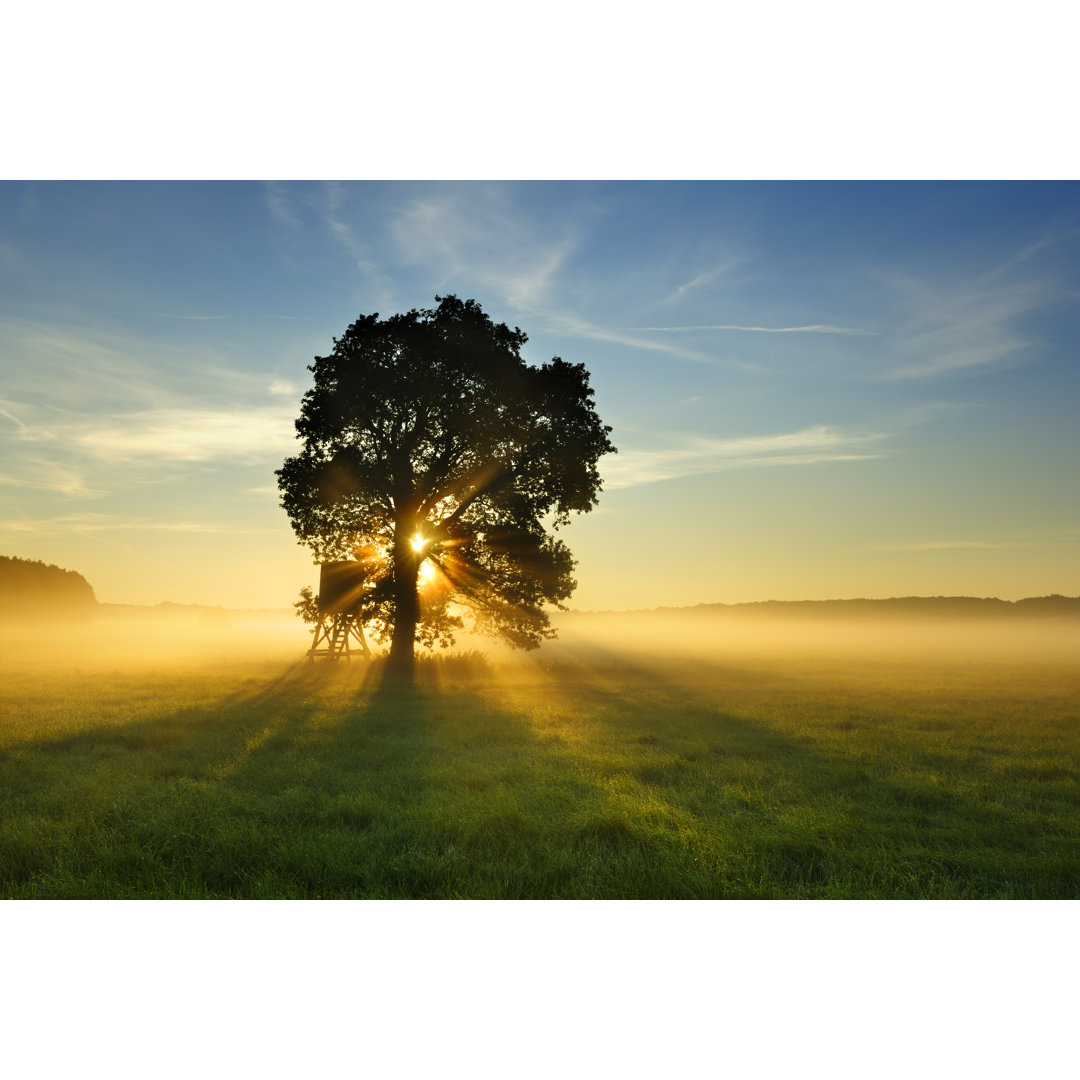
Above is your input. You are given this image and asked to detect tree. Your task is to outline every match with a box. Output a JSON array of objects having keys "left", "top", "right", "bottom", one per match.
[
  {"left": 276, "top": 295, "right": 616, "bottom": 676},
  {"left": 0, "top": 556, "right": 97, "bottom": 622}
]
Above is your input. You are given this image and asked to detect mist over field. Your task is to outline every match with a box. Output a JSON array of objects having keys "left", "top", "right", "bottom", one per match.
[
  {"left": 6, "top": 595, "right": 1075, "bottom": 673},
  {"left": 3, "top": 593, "right": 1077, "bottom": 900}
]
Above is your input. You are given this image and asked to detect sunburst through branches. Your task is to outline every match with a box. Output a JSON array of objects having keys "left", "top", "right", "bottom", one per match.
[{"left": 277, "top": 295, "right": 615, "bottom": 671}]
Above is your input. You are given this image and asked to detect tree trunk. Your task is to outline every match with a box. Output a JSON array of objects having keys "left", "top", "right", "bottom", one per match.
[{"left": 387, "top": 535, "right": 419, "bottom": 681}]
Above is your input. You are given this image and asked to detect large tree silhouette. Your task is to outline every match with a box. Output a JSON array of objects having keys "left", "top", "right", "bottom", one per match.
[{"left": 277, "top": 296, "right": 615, "bottom": 675}]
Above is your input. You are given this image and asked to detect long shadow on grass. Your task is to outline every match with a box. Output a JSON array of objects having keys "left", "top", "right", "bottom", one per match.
[
  {"left": 519, "top": 647, "right": 1080, "bottom": 898},
  {"left": 4, "top": 653, "right": 1076, "bottom": 898},
  {"left": 212, "top": 652, "right": 1028, "bottom": 898},
  {"left": 202, "top": 657, "right": 624, "bottom": 898},
  {"left": 4, "top": 656, "right": 554, "bottom": 898},
  {"left": 0, "top": 661, "right": 377, "bottom": 897}
]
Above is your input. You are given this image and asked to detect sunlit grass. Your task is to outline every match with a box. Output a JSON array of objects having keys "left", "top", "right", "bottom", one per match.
[{"left": 1, "top": 631, "right": 1078, "bottom": 898}]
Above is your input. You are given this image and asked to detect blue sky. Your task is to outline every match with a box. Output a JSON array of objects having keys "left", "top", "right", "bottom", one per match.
[{"left": 1, "top": 180, "right": 1077, "bottom": 608}]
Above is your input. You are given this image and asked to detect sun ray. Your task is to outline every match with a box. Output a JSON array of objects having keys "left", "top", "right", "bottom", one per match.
[{"left": 417, "top": 558, "right": 436, "bottom": 589}]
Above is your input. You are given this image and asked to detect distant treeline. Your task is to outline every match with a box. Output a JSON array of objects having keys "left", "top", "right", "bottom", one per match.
[
  {"left": 647, "top": 595, "right": 1080, "bottom": 621},
  {"left": 97, "top": 603, "right": 292, "bottom": 625},
  {"left": 0, "top": 556, "right": 97, "bottom": 622}
]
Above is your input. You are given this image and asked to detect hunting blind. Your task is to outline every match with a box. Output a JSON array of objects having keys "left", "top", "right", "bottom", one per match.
[{"left": 306, "top": 561, "right": 372, "bottom": 661}]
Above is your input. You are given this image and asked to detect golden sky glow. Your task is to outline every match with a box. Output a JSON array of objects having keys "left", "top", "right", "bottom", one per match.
[{"left": 1, "top": 181, "right": 1078, "bottom": 609}]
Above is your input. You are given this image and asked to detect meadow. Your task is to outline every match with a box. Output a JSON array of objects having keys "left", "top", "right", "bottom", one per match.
[{"left": 2, "top": 612, "right": 1078, "bottom": 899}]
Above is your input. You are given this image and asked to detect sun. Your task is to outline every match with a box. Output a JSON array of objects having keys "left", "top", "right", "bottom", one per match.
[{"left": 410, "top": 535, "right": 426, "bottom": 553}]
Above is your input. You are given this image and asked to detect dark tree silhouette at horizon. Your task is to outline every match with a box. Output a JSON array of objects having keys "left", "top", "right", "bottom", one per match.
[
  {"left": 0, "top": 555, "right": 97, "bottom": 622},
  {"left": 276, "top": 296, "right": 615, "bottom": 677}
]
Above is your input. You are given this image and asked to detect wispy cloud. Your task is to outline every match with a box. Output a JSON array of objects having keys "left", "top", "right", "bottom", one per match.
[
  {"left": 0, "top": 400, "right": 28, "bottom": 430},
  {"left": 390, "top": 186, "right": 577, "bottom": 311},
  {"left": 630, "top": 323, "right": 876, "bottom": 335},
  {"left": 873, "top": 239, "right": 1067, "bottom": 379},
  {"left": 0, "top": 320, "right": 308, "bottom": 526},
  {"left": 264, "top": 181, "right": 300, "bottom": 229},
  {"left": 315, "top": 182, "right": 398, "bottom": 303},
  {"left": 2, "top": 322, "right": 145, "bottom": 384},
  {"left": 663, "top": 259, "right": 746, "bottom": 304},
  {"left": 153, "top": 313, "right": 231, "bottom": 321},
  {"left": 983, "top": 227, "right": 1080, "bottom": 281},
  {"left": 262, "top": 181, "right": 394, "bottom": 301},
  {"left": 603, "top": 425, "right": 885, "bottom": 489},
  {"left": 3, "top": 319, "right": 303, "bottom": 418},
  {"left": 75, "top": 407, "right": 298, "bottom": 464},
  {"left": 321, "top": 182, "right": 368, "bottom": 262},
  {"left": 0, "top": 463, "right": 107, "bottom": 498},
  {"left": 883, "top": 289, "right": 1038, "bottom": 378},
  {"left": 0, "top": 319, "right": 200, "bottom": 412},
  {"left": 543, "top": 312, "right": 710, "bottom": 362},
  {"left": 0, "top": 512, "right": 278, "bottom": 538}
]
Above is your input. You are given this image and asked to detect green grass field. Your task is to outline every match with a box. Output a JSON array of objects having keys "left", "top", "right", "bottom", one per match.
[{"left": 2, "top": 617, "right": 1078, "bottom": 898}]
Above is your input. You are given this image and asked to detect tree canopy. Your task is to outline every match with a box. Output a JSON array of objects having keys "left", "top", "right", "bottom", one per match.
[{"left": 276, "top": 295, "right": 616, "bottom": 672}]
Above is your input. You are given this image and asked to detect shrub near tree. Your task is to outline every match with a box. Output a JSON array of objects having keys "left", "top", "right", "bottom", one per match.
[
  {"left": 277, "top": 295, "right": 616, "bottom": 675},
  {"left": 0, "top": 556, "right": 97, "bottom": 622}
]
